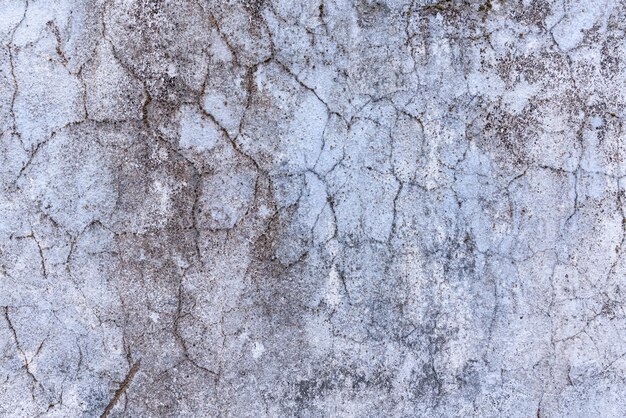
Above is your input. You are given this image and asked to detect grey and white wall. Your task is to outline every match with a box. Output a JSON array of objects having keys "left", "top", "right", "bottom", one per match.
[{"left": 1, "top": 0, "right": 626, "bottom": 416}]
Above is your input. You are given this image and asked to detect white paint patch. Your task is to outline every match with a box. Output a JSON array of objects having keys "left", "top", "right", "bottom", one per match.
[
  {"left": 326, "top": 264, "right": 342, "bottom": 307},
  {"left": 503, "top": 77, "right": 540, "bottom": 114},
  {"left": 178, "top": 105, "right": 220, "bottom": 152},
  {"left": 151, "top": 180, "right": 171, "bottom": 218},
  {"left": 252, "top": 341, "right": 265, "bottom": 359}
]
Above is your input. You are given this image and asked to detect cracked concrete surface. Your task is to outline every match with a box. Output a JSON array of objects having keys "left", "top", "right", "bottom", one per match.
[{"left": 1, "top": 0, "right": 626, "bottom": 416}]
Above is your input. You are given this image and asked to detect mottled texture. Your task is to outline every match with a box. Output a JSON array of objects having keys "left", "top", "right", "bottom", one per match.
[{"left": 1, "top": 0, "right": 626, "bottom": 417}]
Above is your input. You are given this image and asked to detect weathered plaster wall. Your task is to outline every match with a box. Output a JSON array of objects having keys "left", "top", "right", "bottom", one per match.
[{"left": 1, "top": 0, "right": 626, "bottom": 416}]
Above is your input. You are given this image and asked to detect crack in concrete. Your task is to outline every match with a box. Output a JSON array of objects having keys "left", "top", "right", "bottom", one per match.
[{"left": 100, "top": 360, "right": 140, "bottom": 418}]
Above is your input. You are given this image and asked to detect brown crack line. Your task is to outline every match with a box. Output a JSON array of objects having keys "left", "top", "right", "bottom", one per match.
[{"left": 100, "top": 360, "right": 141, "bottom": 418}]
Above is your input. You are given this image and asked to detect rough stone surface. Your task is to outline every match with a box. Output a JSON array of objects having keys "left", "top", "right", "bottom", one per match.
[{"left": 1, "top": 0, "right": 626, "bottom": 417}]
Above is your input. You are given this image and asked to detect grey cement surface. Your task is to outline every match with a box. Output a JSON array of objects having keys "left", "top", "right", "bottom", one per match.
[{"left": 1, "top": 0, "right": 626, "bottom": 416}]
